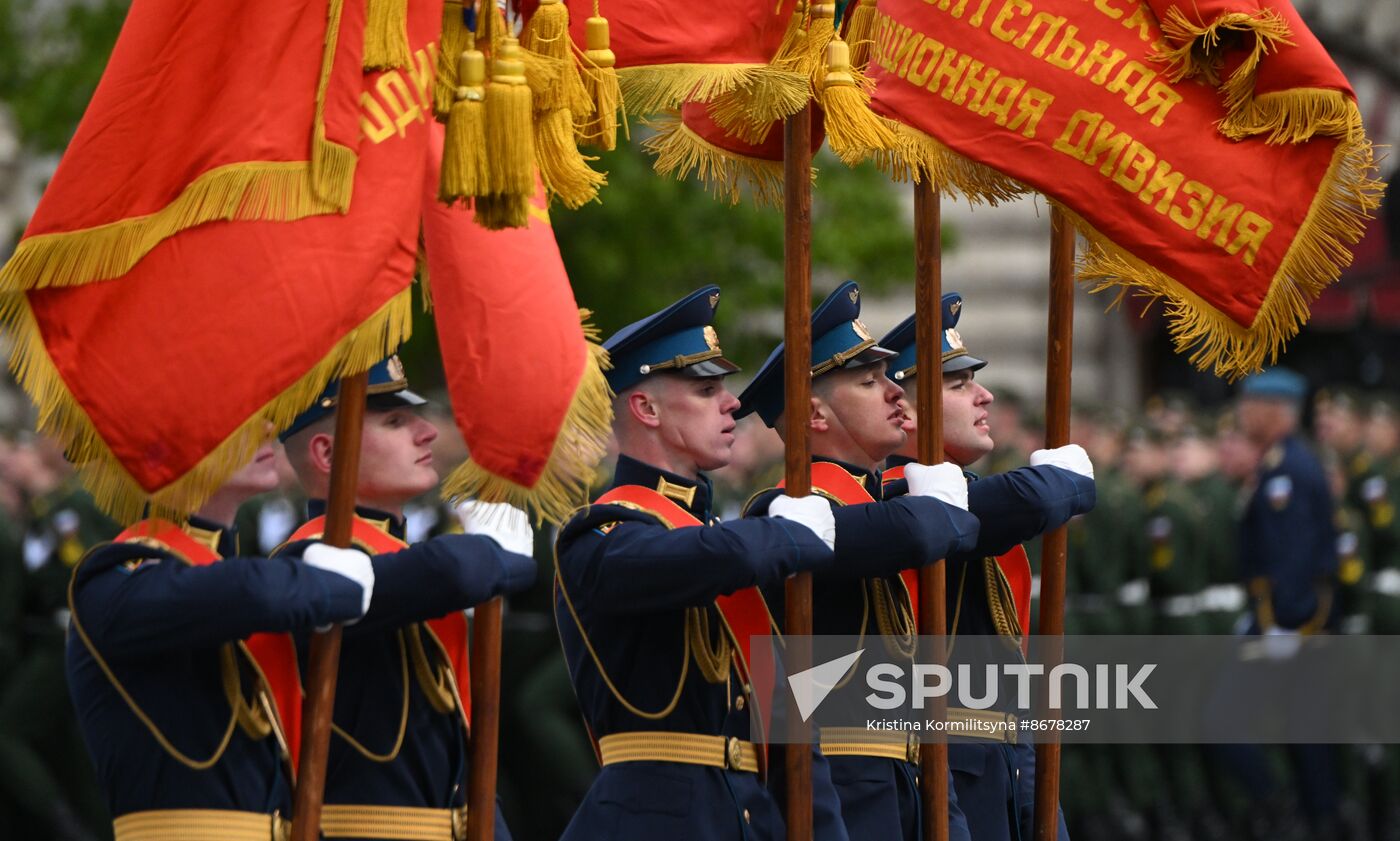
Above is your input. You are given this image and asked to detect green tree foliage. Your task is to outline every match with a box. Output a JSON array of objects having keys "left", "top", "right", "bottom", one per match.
[{"left": 0, "top": 0, "right": 130, "bottom": 152}]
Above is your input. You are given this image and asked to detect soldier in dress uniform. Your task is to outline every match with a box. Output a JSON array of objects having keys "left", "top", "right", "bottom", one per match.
[
  {"left": 738, "top": 282, "right": 983, "bottom": 841},
  {"left": 65, "top": 435, "right": 377, "bottom": 841},
  {"left": 875, "top": 294, "right": 1095, "bottom": 841},
  {"left": 552, "top": 286, "right": 844, "bottom": 840},
  {"left": 278, "top": 354, "right": 537, "bottom": 841},
  {"left": 1230, "top": 367, "right": 1342, "bottom": 840}
]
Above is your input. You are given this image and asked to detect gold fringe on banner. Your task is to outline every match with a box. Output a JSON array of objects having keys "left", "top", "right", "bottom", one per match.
[
  {"left": 1220, "top": 88, "right": 1363, "bottom": 144},
  {"left": 874, "top": 122, "right": 1025, "bottom": 205},
  {"left": 0, "top": 288, "right": 414, "bottom": 523},
  {"left": 0, "top": 0, "right": 357, "bottom": 293},
  {"left": 705, "top": 68, "right": 811, "bottom": 145},
  {"left": 364, "top": 0, "right": 412, "bottom": 70},
  {"left": 818, "top": 37, "right": 896, "bottom": 166},
  {"left": 642, "top": 112, "right": 803, "bottom": 207},
  {"left": 1071, "top": 133, "right": 1382, "bottom": 380},
  {"left": 617, "top": 63, "right": 803, "bottom": 118},
  {"left": 1154, "top": 7, "right": 1292, "bottom": 87},
  {"left": 440, "top": 311, "right": 614, "bottom": 526}
]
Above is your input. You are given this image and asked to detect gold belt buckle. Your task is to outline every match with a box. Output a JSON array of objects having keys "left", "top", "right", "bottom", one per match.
[
  {"left": 906, "top": 733, "right": 920, "bottom": 764},
  {"left": 725, "top": 737, "right": 743, "bottom": 771}
]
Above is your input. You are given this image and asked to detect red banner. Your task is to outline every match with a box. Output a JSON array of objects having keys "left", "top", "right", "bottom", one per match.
[
  {"left": 0, "top": 0, "right": 368, "bottom": 293},
  {"left": 526, "top": 0, "right": 803, "bottom": 116},
  {"left": 0, "top": 7, "right": 443, "bottom": 522},
  {"left": 867, "top": 0, "right": 1381, "bottom": 378},
  {"left": 422, "top": 124, "right": 610, "bottom": 522}
]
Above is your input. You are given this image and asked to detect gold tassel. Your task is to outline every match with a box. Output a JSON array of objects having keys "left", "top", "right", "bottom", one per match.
[
  {"left": 435, "top": 1, "right": 470, "bottom": 119},
  {"left": 845, "top": 0, "right": 879, "bottom": 71},
  {"left": 485, "top": 37, "right": 537, "bottom": 201},
  {"left": 522, "top": 0, "right": 593, "bottom": 115},
  {"left": 440, "top": 47, "right": 490, "bottom": 204},
  {"left": 535, "top": 108, "right": 606, "bottom": 208},
  {"left": 521, "top": 0, "right": 571, "bottom": 60},
  {"left": 803, "top": 3, "right": 837, "bottom": 89},
  {"left": 474, "top": 194, "right": 532, "bottom": 230},
  {"left": 818, "top": 38, "right": 896, "bottom": 166},
  {"left": 577, "top": 15, "right": 621, "bottom": 150},
  {"left": 440, "top": 311, "right": 614, "bottom": 526},
  {"left": 365, "top": 0, "right": 412, "bottom": 70},
  {"left": 771, "top": 0, "right": 811, "bottom": 73}
]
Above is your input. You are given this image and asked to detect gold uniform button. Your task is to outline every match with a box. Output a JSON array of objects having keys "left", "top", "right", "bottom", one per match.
[
  {"left": 743, "top": 809, "right": 751, "bottom": 823},
  {"left": 735, "top": 696, "right": 746, "bottom": 711}
]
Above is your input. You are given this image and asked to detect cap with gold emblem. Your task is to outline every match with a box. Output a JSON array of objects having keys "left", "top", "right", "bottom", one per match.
[
  {"left": 278, "top": 352, "right": 428, "bottom": 441},
  {"left": 880, "top": 292, "right": 988, "bottom": 383},
  {"left": 602, "top": 285, "right": 741, "bottom": 394},
  {"left": 736, "top": 281, "right": 897, "bottom": 428}
]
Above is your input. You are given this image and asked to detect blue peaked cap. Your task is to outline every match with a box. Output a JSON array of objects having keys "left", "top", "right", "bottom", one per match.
[
  {"left": 880, "top": 292, "right": 987, "bottom": 382},
  {"left": 279, "top": 353, "right": 427, "bottom": 442},
  {"left": 1239, "top": 367, "right": 1308, "bottom": 403},
  {"left": 603, "top": 286, "right": 741, "bottom": 394},
  {"left": 736, "top": 281, "right": 897, "bottom": 428}
]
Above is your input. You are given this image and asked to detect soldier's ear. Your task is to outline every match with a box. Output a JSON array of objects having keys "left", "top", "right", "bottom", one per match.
[
  {"left": 809, "top": 395, "right": 831, "bottom": 433},
  {"left": 627, "top": 390, "right": 662, "bottom": 429},
  {"left": 307, "top": 432, "right": 336, "bottom": 476}
]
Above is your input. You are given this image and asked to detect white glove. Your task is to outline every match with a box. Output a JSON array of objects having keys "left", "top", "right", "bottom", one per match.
[
  {"left": 769, "top": 494, "right": 836, "bottom": 552},
  {"left": 1261, "top": 626, "right": 1302, "bottom": 661},
  {"left": 1029, "top": 444, "right": 1094, "bottom": 479},
  {"left": 456, "top": 500, "right": 534, "bottom": 557},
  {"left": 904, "top": 462, "right": 969, "bottom": 510},
  {"left": 302, "top": 543, "right": 375, "bottom": 622}
]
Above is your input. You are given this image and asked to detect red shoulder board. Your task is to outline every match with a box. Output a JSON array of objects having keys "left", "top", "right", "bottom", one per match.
[{"left": 117, "top": 519, "right": 220, "bottom": 567}]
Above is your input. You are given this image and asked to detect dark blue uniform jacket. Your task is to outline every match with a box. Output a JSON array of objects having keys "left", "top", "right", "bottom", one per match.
[
  {"left": 747, "top": 457, "right": 983, "bottom": 841},
  {"left": 1239, "top": 435, "right": 1339, "bottom": 631},
  {"left": 554, "top": 455, "right": 843, "bottom": 840},
  {"left": 889, "top": 456, "right": 1095, "bottom": 841},
  {"left": 66, "top": 517, "right": 362, "bottom": 819},
  {"left": 281, "top": 502, "right": 537, "bottom": 841}
]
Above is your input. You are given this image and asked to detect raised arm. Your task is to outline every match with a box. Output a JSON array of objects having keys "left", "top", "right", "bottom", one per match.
[{"left": 71, "top": 544, "right": 364, "bottom": 656}]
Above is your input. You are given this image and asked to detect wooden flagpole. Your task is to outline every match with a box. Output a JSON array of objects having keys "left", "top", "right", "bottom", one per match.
[
  {"left": 913, "top": 180, "right": 949, "bottom": 841},
  {"left": 1033, "top": 206, "right": 1075, "bottom": 841},
  {"left": 291, "top": 371, "right": 369, "bottom": 841},
  {"left": 783, "top": 101, "right": 815, "bottom": 841},
  {"left": 468, "top": 598, "right": 504, "bottom": 841}
]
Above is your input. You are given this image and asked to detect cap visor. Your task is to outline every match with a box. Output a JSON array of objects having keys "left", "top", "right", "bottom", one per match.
[
  {"left": 841, "top": 345, "right": 898, "bottom": 370},
  {"left": 680, "top": 357, "right": 741, "bottom": 378},
  {"left": 942, "top": 354, "right": 987, "bottom": 374},
  {"left": 367, "top": 389, "right": 429, "bottom": 410}
]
